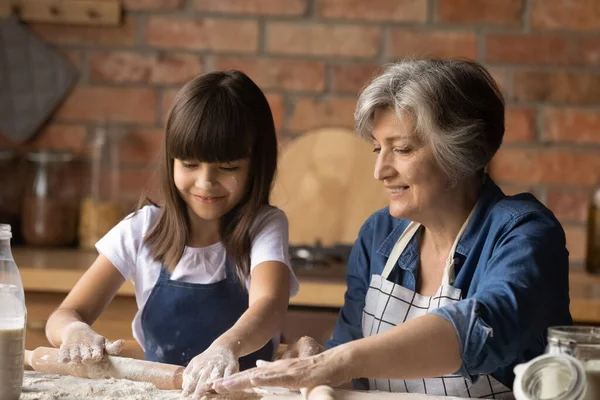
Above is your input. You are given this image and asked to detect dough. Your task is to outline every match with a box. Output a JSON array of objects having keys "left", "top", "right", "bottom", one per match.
[{"left": 20, "top": 371, "right": 259, "bottom": 400}]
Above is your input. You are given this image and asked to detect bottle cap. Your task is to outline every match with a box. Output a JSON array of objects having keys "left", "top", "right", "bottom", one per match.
[{"left": 0, "top": 224, "right": 12, "bottom": 239}]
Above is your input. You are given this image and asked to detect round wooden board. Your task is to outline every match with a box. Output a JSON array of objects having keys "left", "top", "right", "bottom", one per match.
[{"left": 271, "top": 127, "right": 389, "bottom": 246}]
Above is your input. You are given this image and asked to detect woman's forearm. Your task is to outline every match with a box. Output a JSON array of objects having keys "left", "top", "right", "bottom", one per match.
[
  {"left": 211, "top": 295, "right": 287, "bottom": 358},
  {"left": 343, "top": 314, "right": 462, "bottom": 381}
]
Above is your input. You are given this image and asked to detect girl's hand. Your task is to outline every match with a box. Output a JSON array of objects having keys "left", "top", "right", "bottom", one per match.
[
  {"left": 182, "top": 346, "right": 239, "bottom": 399},
  {"left": 279, "top": 336, "right": 325, "bottom": 359},
  {"left": 212, "top": 349, "right": 351, "bottom": 394},
  {"left": 59, "top": 321, "right": 124, "bottom": 365}
]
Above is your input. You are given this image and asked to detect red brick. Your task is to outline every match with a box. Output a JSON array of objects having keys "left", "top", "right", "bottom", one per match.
[
  {"left": 123, "top": 0, "right": 183, "bottom": 10},
  {"left": 389, "top": 29, "right": 477, "bottom": 59},
  {"left": 319, "top": 0, "right": 427, "bottom": 22},
  {"left": 29, "top": 16, "right": 136, "bottom": 46},
  {"left": 486, "top": 34, "right": 573, "bottom": 66},
  {"left": 55, "top": 87, "right": 158, "bottom": 124},
  {"left": 531, "top": 0, "right": 600, "bottom": 32},
  {"left": 266, "top": 94, "right": 285, "bottom": 133},
  {"left": 489, "top": 149, "right": 600, "bottom": 186},
  {"left": 565, "top": 226, "right": 587, "bottom": 263},
  {"left": 25, "top": 124, "right": 87, "bottom": 156},
  {"left": 544, "top": 108, "right": 600, "bottom": 145},
  {"left": 437, "top": 0, "right": 523, "bottom": 27},
  {"left": 513, "top": 71, "right": 600, "bottom": 105},
  {"left": 162, "top": 89, "right": 283, "bottom": 132},
  {"left": 578, "top": 38, "right": 600, "bottom": 66},
  {"left": 213, "top": 57, "right": 325, "bottom": 92},
  {"left": 487, "top": 67, "right": 509, "bottom": 95},
  {"left": 546, "top": 189, "right": 591, "bottom": 223},
  {"left": 331, "top": 64, "right": 381, "bottom": 94},
  {"left": 162, "top": 89, "right": 180, "bottom": 123},
  {"left": 146, "top": 17, "right": 258, "bottom": 53},
  {"left": 266, "top": 23, "right": 381, "bottom": 58},
  {"left": 504, "top": 107, "right": 536, "bottom": 144},
  {"left": 120, "top": 128, "right": 164, "bottom": 165},
  {"left": 90, "top": 52, "right": 203, "bottom": 85},
  {"left": 193, "top": 0, "right": 307, "bottom": 15},
  {"left": 289, "top": 97, "right": 356, "bottom": 132}
]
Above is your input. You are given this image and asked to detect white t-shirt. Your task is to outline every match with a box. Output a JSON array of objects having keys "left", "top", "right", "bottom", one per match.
[{"left": 96, "top": 205, "right": 299, "bottom": 350}]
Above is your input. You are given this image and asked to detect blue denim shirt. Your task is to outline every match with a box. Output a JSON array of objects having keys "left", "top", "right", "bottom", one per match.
[{"left": 326, "top": 175, "right": 572, "bottom": 388}]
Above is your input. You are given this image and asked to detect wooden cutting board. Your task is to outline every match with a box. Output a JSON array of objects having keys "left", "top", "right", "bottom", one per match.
[{"left": 271, "top": 127, "right": 388, "bottom": 246}]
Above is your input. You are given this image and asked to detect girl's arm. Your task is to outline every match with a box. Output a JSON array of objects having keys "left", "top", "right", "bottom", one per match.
[
  {"left": 45, "top": 254, "right": 126, "bottom": 361},
  {"left": 211, "top": 260, "right": 291, "bottom": 357}
]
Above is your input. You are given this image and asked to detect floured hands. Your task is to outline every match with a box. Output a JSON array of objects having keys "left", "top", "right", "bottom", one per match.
[
  {"left": 279, "top": 336, "right": 325, "bottom": 359},
  {"left": 182, "top": 346, "right": 239, "bottom": 399},
  {"left": 59, "top": 321, "right": 124, "bottom": 365},
  {"left": 212, "top": 347, "right": 351, "bottom": 394}
]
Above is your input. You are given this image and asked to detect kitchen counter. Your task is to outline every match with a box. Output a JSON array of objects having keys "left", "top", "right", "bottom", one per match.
[
  {"left": 13, "top": 247, "right": 347, "bottom": 308},
  {"left": 12, "top": 247, "right": 600, "bottom": 324}
]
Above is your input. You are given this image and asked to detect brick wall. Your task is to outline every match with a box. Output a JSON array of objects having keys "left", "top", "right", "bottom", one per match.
[{"left": 1, "top": 0, "right": 599, "bottom": 267}]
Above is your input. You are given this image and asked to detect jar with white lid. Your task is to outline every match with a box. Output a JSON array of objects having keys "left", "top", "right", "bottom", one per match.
[{"left": 514, "top": 326, "right": 600, "bottom": 400}]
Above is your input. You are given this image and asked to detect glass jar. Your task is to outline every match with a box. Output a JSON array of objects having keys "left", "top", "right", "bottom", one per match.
[
  {"left": 514, "top": 326, "right": 600, "bottom": 400},
  {"left": 22, "top": 150, "right": 79, "bottom": 247},
  {"left": 0, "top": 150, "right": 23, "bottom": 244},
  {"left": 78, "top": 123, "right": 124, "bottom": 249},
  {"left": 586, "top": 181, "right": 600, "bottom": 274}
]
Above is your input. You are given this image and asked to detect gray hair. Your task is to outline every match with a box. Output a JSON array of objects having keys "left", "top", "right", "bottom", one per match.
[{"left": 355, "top": 59, "right": 505, "bottom": 187}]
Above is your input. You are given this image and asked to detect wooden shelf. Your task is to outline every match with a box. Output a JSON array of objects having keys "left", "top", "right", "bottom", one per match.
[{"left": 1, "top": 0, "right": 121, "bottom": 26}]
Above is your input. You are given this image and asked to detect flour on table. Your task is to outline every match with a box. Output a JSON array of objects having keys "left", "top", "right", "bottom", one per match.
[{"left": 21, "top": 371, "right": 260, "bottom": 400}]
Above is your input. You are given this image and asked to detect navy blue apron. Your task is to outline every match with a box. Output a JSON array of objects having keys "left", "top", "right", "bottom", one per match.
[{"left": 141, "top": 258, "right": 274, "bottom": 370}]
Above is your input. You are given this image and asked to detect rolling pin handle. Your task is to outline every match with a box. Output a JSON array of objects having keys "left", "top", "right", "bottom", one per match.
[{"left": 24, "top": 350, "right": 33, "bottom": 368}]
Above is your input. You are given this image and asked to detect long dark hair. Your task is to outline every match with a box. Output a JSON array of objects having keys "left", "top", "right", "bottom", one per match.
[{"left": 143, "top": 70, "right": 278, "bottom": 283}]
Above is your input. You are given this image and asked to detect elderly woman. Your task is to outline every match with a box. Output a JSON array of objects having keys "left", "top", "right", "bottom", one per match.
[{"left": 213, "top": 59, "right": 571, "bottom": 399}]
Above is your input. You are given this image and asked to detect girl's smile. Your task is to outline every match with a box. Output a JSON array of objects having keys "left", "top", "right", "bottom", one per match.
[{"left": 192, "top": 194, "right": 227, "bottom": 204}]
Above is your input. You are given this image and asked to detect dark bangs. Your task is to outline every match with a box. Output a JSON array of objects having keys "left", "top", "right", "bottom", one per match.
[{"left": 165, "top": 81, "right": 254, "bottom": 163}]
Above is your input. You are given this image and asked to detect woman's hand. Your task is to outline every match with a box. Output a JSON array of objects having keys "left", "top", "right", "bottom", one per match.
[
  {"left": 212, "top": 347, "right": 352, "bottom": 394},
  {"left": 279, "top": 336, "right": 325, "bottom": 359},
  {"left": 59, "top": 321, "right": 124, "bottom": 364},
  {"left": 182, "top": 346, "right": 239, "bottom": 399}
]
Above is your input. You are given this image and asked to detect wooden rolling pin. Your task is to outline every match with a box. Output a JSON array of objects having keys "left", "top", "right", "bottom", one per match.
[
  {"left": 24, "top": 347, "right": 184, "bottom": 390},
  {"left": 302, "top": 386, "right": 336, "bottom": 400}
]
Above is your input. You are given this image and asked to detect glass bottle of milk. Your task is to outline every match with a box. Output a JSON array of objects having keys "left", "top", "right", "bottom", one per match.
[{"left": 0, "top": 224, "right": 26, "bottom": 400}]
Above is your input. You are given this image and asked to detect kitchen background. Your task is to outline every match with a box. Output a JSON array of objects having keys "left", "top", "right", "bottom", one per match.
[{"left": 1, "top": 0, "right": 599, "bottom": 270}]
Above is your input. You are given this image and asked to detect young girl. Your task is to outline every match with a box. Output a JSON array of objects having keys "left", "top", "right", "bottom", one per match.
[{"left": 45, "top": 70, "right": 299, "bottom": 399}]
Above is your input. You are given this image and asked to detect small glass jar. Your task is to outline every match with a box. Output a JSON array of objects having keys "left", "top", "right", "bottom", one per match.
[
  {"left": 78, "top": 123, "right": 124, "bottom": 249},
  {"left": 514, "top": 326, "right": 600, "bottom": 400},
  {"left": 0, "top": 149, "right": 23, "bottom": 243},
  {"left": 22, "top": 150, "right": 79, "bottom": 247},
  {"left": 586, "top": 181, "right": 600, "bottom": 274}
]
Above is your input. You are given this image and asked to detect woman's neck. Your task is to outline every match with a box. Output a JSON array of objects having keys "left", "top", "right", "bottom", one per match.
[{"left": 419, "top": 176, "right": 482, "bottom": 256}]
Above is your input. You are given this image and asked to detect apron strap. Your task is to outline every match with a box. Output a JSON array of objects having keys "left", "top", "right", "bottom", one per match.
[{"left": 381, "top": 222, "right": 421, "bottom": 279}]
